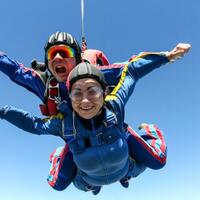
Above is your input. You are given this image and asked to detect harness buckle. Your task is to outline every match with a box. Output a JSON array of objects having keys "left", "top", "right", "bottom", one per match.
[{"left": 48, "top": 77, "right": 60, "bottom": 101}]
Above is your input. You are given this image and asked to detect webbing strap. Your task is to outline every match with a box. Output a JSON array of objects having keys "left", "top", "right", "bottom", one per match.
[
  {"left": 81, "top": 0, "right": 85, "bottom": 39},
  {"left": 81, "top": 0, "right": 87, "bottom": 52}
]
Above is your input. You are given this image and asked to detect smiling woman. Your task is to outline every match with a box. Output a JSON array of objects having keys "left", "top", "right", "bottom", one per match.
[
  {"left": 70, "top": 79, "right": 104, "bottom": 119},
  {"left": 67, "top": 63, "right": 107, "bottom": 119},
  {"left": 0, "top": 62, "right": 167, "bottom": 195}
]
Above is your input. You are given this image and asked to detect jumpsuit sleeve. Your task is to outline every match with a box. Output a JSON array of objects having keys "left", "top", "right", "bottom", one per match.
[
  {"left": 105, "top": 58, "right": 167, "bottom": 169},
  {"left": 0, "top": 105, "right": 63, "bottom": 137},
  {"left": 104, "top": 57, "right": 144, "bottom": 129},
  {"left": 105, "top": 52, "right": 169, "bottom": 107},
  {"left": 0, "top": 53, "right": 46, "bottom": 101},
  {"left": 99, "top": 52, "right": 169, "bottom": 86}
]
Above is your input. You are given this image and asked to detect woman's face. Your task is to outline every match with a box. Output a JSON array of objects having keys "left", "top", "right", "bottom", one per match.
[{"left": 70, "top": 78, "right": 104, "bottom": 119}]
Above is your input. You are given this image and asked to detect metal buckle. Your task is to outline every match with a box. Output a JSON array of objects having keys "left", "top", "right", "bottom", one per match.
[{"left": 48, "top": 77, "right": 60, "bottom": 101}]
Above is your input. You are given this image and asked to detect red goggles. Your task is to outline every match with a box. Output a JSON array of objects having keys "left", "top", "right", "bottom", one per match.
[{"left": 47, "top": 45, "right": 75, "bottom": 60}]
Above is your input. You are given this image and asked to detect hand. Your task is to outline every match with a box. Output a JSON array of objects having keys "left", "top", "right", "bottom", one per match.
[
  {"left": 166, "top": 43, "right": 191, "bottom": 61},
  {"left": 138, "top": 123, "right": 148, "bottom": 130}
]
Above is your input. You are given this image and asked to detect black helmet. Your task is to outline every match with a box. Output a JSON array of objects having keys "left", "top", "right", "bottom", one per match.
[
  {"left": 44, "top": 32, "right": 82, "bottom": 65},
  {"left": 67, "top": 62, "right": 107, "bottom": 92}
]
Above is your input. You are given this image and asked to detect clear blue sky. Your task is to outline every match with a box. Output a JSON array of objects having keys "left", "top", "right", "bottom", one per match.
[{"left": 0, "top": 0, "right": 199, "bottom": 199}]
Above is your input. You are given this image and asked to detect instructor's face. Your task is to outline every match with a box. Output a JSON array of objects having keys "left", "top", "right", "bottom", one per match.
[{"left": 47, "top": 45, "right": 77, "bottom": 82}]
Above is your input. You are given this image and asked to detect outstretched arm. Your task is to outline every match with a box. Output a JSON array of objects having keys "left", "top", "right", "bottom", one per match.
[
  {"left": 0, "top": 52, "right": 46, "bottom": 101},
  {"left": 100, "top": 43, "right": 191, "bottom": 87},
  {"left": 132, "top": 42, "right": 191, "bottom": 79},
  {"left": 99, "top": 52, "right": 169, "bottom": 86},
  {"left": 0, "top": 105, "right": 62, "bottom": 136},
  {"left": 105, "top": 42, "right": 191, "bottom": 106}
]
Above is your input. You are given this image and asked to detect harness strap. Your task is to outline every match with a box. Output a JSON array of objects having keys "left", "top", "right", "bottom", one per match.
[
  {"left": 40, "top": 76, "right": 61, "bottom": 116},
  {"left": 103, "top": 107, "right": 118, "bottom": 128},
  {"left": 64, "top": 107, "right": 119, "bottom": 151}
]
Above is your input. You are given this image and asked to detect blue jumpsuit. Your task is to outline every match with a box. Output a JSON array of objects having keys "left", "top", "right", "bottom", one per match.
[
  {"left": 0, "top": 57, "right": 167, "bottom": 193},
  {"left": 0, "top": 51, "right": 169, "bottom": 107}
]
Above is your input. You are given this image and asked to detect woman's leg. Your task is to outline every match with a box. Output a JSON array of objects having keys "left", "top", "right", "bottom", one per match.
[
  {"left": 126, "top": 124, "right": 167, "bottom": 169},
  {"left": 47, "top": 144, "right": 77, "bottom": 191}
]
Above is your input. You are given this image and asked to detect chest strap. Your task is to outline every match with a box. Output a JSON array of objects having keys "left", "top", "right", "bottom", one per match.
[{"left": 63, "top": 106, "right": 118, "bottom": 144}]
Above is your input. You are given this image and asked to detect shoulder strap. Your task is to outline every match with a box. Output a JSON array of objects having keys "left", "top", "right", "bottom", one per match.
[
  {"left": 62, "top": 107, "right": 76, "bottom": 141},
  {"left": 103, "top": 106, "right": 118, "bottom": 128}
]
